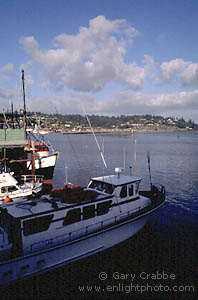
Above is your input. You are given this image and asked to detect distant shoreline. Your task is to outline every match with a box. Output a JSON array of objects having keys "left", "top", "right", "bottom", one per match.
[{"left": 61, "top": 127, "right": 197, "bottom": 135}]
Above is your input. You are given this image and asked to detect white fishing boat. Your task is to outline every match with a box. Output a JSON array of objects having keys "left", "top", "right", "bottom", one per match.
[
  {"left": 0, "top": 167, "right": 165, "bottom": 287},
  {"left": 0, "top": 171, "right": 43, "bottom": 204}
]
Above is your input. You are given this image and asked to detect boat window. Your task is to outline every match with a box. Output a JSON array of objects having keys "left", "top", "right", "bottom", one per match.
[
  {"left": 96, "top": 182, "right": 104, "bottom": 192},
  {"left": 1, "top": 186, "right": 18, "bottom": 193},
  {"left": 63, "top": 208, "right": 81, "bottom": 225},
  {"left": 135, "top": 182, "right": 140, "bottom": 194},
  {"left": 8, "top": 186, "right": 18, "bottom": 193},
  {"left": 89, "top": 181, "right": 99, "bottom": 189},
  {"left": 23, "top": 214, "right": 53, "bottom": 236},
  {"left": 1, "top": 187, "right": 6, "bottom": 193},
  {"left": 97, "top": 201, "right": 112, "bottom": 216},
  {"left": 83, "top": 205, "right": 95, "bottom": 220},
  {"left": 120, "top": 185, "right": 127, "bottom": 198},
  {"left": 89, "top": 181, "right": 113, "bottom": 194},
  {"left": 128, "top": 184, "right": 134, "bottom": 196},
  {"left": 103, "top": 183, "right": 113, "bottom": 194}
]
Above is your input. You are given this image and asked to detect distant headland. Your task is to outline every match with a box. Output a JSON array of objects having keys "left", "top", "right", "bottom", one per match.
[{"left": 1, "top": 112, "right": 198, "bottom": 133}]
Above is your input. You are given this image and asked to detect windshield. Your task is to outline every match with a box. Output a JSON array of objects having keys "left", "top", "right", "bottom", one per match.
[{"left": 89, "top": 180, "right": 114, "bottom": 194}]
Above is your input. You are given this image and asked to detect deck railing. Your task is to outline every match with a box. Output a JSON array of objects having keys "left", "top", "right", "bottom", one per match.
[
  {"left": 152, "top": 183, "right": 165, "bottom": 195},
  {"left": 29, "top": 205, "right": 142, "bottom": 253},
  {"left": 20, "top": 175, "right": 44, "bottom": 184},
  {"left": 27, "top": 184, "right": 165, "bottom": 254}
]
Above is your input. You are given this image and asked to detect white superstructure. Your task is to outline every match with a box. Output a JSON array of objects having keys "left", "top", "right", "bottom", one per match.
[{"left": 0, "top": 172, "right": 43, "bottom": 204}]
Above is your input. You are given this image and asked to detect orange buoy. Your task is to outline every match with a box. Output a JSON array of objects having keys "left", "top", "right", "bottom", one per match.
[{"left": 4, "top": 196, "right": 12, "bottom": 203}]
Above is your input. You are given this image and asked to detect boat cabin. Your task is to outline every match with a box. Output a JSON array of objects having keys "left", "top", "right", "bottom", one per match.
[
  {"left": 0, "top": 173, "right": 25, "bottom": 201},
  {"left": 88, "top": 173, "right": 142, "bottom": 201},
  {"left": 0, "top": 172, "right": 43, "bottom": 203}
]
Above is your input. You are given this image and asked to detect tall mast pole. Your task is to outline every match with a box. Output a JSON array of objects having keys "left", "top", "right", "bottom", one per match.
[
  {"left": 11, "top": 101, "right": 14, "bottom": 125},
  {"left": 21, "top": 69, "right": 27, "bottom": 135}
]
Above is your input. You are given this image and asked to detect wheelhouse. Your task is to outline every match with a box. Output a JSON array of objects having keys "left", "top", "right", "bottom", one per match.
[{"left": 88, "top": 174, "right": 142, "bottom": 200}]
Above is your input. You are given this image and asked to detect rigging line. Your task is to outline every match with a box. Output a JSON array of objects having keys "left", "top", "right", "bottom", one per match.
[
  {"left": 66, "top": 133, "right": 88, "bottom": 186},
  {"left": 81, "top": 107, "right": 119, "bottom": 210},
  {"left": 82, "top": 106, "right": 107, "bottom": 169},
  {"left": 54, "top": 105, "right": 87, "bottom": 185}
]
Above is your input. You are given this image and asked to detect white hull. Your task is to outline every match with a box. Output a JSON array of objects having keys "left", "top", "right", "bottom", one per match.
[
  {"left": 27, "top": 153, "right": 57, "bottom": 171},
  {"left": 26, "top": 152, "right": 57, "bottom": 180},
  {"left": 0, "top": 173, "right": 43, "bottom": 204},
  {"left": 0, "top": 190, "right": 32, "bottom": 203},
  {"left": 0, "top": 213, "right": 148, "bottom": 287}
]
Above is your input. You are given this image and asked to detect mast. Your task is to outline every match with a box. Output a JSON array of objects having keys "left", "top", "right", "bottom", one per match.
[
  {"left": 21, "top": 69, "right": 27, "bottom": 135},
  {"left": 31, "top": 141, "right": 35, "bottom": 176},
  {"left": 11, "top": 101, "right": 14, "bottom": 125}
]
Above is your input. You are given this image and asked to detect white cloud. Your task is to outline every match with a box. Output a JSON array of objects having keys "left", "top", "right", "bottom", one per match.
[
  {"left": 25, "top": 89, "right": 198, "bottom": 118},
  {"left": 0, "top": 88, "right": 16, "bottom": 110},
  {"left": 160, "top": 59, "right": 188, "bottom": 82},
  {"left": 143, "top": 54, "right": 156, "bottom": 77},
  {"left": 180, "top": 63, "right": 198, "bottom": 86},
  {"left": 0, "top": 88, "right": 15, "bottom": 99},
  {"left": 15, "top": 15, "right": 198, "bottom": 122},
  {"left": 20, "top": 16, "right": 144, "bottom": 92},
  {"left": 95, "top": 90, "right": 198, "bottom": 117},
  {"left": 160, "top": 58, "right": 198, "bottom": 87},
  {"left": 0, "top": 63, "right": 14, "bottom": 73}
]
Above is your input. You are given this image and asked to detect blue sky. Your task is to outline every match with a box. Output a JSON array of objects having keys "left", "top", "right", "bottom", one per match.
[{"left": 0, "top": 0, "right": 198, "bottom": 121}]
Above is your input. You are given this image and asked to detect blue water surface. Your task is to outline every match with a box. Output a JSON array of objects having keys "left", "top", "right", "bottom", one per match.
[{"left": 1, "top": 131, "right": 197, "bottom": 299}]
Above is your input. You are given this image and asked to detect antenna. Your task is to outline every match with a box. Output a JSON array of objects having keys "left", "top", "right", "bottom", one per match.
[
  {"left": 123, "top": 146, "right": 126, "bottom": 171},
  {"left": 147, "top": 151, "right": 152, "bottom": 188},
  {"left": 65, "top": 166, "right": 68, "bottom": 184},
  {"left": 129, "top": 166, "right": 132, "bottom": 176},
  {"left": 133, "top": 138, "right": 137, "bottom": 174},
  {"left": 82, "top": 106, "right": 107, "bottom": 169}
]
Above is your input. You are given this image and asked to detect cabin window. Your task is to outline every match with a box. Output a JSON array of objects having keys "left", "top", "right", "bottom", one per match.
[
  {"left": 83, "top": 205, "right": 95, "bottom": 220},
  {"left": 120, "top": 185, "right": 127, "bottom": 198},
  {"left": 63, "top": 208, "right": 81, "bottom": 225},
  {"left": 135, "top": 182, "right": 140, "bottom": 194},
  {"left": 23, "top": 214, "right": 53, "bottom": 236},
  {"left": 89, "top": 181, "right": 97, "bottom": 189},
  {"left": 96, "top": 182, "right": 104, "bottom": 192},
  {"left": 1, "top": 186, "right": 18, "bottom": 193},
  {"left": 97, "top": 201, "right": 112, "bottom": 216},
  {"left": 89, "top": 181, "right": 113, "bottom": 194},
  {"left": 1, "top": 187, "right": 6, "bottom": 193},
  {"left": 128, "top": 184, "right": 134, "bottom": 196},
  {"left": 103, "top": 183, "right": 113, "bottom": 194},
  {"left": 89, "top": 180, "right": 102, "bottom": 190},
  {"left": 8, "top": 186, "right": 18, "bottom": 193}
]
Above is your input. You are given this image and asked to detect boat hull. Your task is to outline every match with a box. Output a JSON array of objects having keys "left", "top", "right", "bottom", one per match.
[
  {"left": 0, "top": 210, "right": 151, "bottom": 287},
  {"left": 27, "top": 153, "right": 58, "bottom": 180}
]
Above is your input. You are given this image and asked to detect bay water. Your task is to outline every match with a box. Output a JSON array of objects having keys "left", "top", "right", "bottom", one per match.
[{"left": 2, "top": 131, "right": 197, "bottom": 299}]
